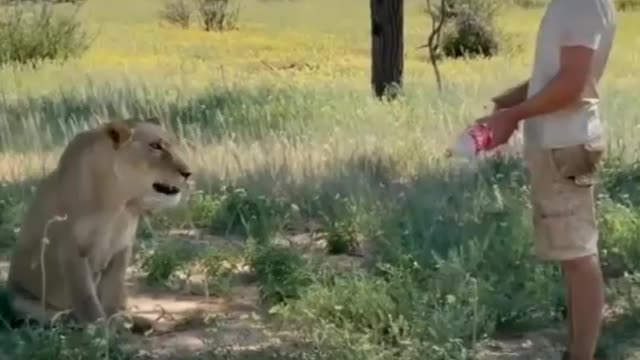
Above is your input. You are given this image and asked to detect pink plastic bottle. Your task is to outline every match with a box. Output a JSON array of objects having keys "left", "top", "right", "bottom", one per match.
[{"left": 445, "top": 123, "right": 494, "bottom": 159}]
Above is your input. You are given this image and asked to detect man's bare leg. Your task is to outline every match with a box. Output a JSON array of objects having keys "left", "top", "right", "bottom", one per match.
[{"left": 561, "top": 254, "right": 605, "bottom": 360}]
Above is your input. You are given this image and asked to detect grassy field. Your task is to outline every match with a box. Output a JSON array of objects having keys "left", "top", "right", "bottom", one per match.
[{"left": 1, "top": 0, "right": 640, "bottom": 359}]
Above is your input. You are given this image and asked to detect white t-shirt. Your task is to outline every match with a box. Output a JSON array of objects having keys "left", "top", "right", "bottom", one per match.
[{"left": 522, "top": 0, "right": 617, "bottom": 149}]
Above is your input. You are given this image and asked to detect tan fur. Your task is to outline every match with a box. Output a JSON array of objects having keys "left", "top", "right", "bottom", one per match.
[{"left": 6, "top": 118, "right": 192, "bottom": 328}]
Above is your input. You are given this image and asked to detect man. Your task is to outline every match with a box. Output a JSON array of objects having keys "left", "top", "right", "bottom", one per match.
[{"left": 476, "top": 0, "right": 617, "bottom": 359}]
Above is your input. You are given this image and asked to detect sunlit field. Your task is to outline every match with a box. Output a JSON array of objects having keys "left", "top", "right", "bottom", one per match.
[{"left": 1, "top": 0, "right": 640, "bottom": 359}]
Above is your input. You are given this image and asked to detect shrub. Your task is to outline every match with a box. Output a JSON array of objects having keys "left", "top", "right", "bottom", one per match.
[
  {"left": 441, "top": 10, "right": 499, "bottom": 58},
  {"left": 616, "top": 0, "right": 640, "bottom": 11},
  {"left": 188, "top": 190, "right": 222, "bottom": 228},
  {"left": 195, "top": 0, "right": 239, "bottom": 31},
  {"left": 198, "top": 245, "right": 244, "bottom": 297},
  {"left": 272, "top": 275, "right": 405, "bottom": 345},
  {"left": 210, "top": 186, "right": 292, "bottom": 245},
  {"left": 324, "top": 218, "right": 360, "bottom": 255},
  {"left": 599, "top": 199, "right": 640, "bottom": 278},
  {"left": 139, "top": 239, "right": 199, "bottom": 286},
  {"left": 439, "top": 0, "right": 501, "bottom": 58},
  {"left": 249, "top": 245, "right": 311, "bottom": 305},
  {"left": 272, "top": 267, "right": 495, "bottom": 360},
  {"left": 159, "top": 0, "right": 192, "bottom": 28},
  {"left": 510, "top": 0, "right": 548, "bottom": 8},
  {"left": 0, "top": 3, "right": 91, "bottom": 67}
]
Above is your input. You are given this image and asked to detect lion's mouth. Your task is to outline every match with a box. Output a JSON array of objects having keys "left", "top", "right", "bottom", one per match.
[{"left": 152, "top": 182, "right": 180, "bottom": 195}]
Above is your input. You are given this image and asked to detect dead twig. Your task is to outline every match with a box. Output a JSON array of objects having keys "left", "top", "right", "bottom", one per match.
[
  {"left": 423, "top": 0, "right": 447, "bottom": 91},
  {"left": 35, "top": 214, "right": 68, "bottom": 314}
]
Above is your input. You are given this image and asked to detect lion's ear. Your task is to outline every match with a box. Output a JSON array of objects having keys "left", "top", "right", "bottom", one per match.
[{"left": 105, "top": 121, "right": 134, "bottom": 149}]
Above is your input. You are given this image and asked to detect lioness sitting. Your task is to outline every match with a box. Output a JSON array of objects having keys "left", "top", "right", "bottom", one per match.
[{"left": 2, "top": 118, "right": 192, "bottom": 331}]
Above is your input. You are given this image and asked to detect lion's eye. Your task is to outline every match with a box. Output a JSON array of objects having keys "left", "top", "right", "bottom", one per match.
[{"left": 149, "top": 142, "right": 163, "bottom": 151}]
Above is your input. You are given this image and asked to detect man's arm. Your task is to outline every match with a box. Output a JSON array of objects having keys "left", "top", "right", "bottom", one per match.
[
  {"left": 503, "top": 45, "right": 595, "bottom": 124},
  {"left": 503, "top": 0, "right": 609, "bottom": 124},
  {"left": 477, "top": 46, "right": 596, "bottom": 150},
  {"left": 491, "top": 80, "right": 529, "bottom": 110}
]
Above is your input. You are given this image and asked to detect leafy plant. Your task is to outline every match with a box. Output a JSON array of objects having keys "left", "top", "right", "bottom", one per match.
[
  {"left": 198, "top": 245, "right": 244, "bottom": 297},
  {"left": 139, "top": 240, "right": 199, "bottom": 286},
  {"left": 616, "top": 0, "right": 640, "bottom": 11},
  {"left": 211, "top": 186, "right": 291, "bottom": 245},
  {"left": 0, "top": 3, "right": 91, "bottom": 67},
  {"left": 249, "top": 245, "right": 311, "bottom": 305},
  {"left": 195, "top": 0, "right": 239, "bottom": 32},
  {"left": 324, "top": 218, "right": 360, "bottom": 255},
  {"left": 159, "top": 0, "right": 193, "bottom": 29},
  {"left": 440, "top": 1, "right": 501, "bottom": 58}
]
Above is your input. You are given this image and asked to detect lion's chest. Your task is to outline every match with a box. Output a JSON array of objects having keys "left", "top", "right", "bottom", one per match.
[{"left": 73, "top": 211, "right": 139, "bottom": 272}]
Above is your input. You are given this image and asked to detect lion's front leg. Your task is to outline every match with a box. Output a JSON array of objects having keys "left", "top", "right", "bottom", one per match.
[
  {"left": 62, "top": 245, "right": 105, "bottom": 323},
  {"left": 97, "top": 246, "right": 130, "bottom": 317},
  {"left": 97, "top": 245, "right": 153, "bottom": 334}
]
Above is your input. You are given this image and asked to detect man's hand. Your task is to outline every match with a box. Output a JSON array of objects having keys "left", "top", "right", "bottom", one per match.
[{"left": 475, "top": 109, "right": 520, "bottom": 151}]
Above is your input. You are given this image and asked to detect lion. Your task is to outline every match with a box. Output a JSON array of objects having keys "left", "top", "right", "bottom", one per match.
[{"left": 1, "top": 117, "right": 192, "bottom": 332}]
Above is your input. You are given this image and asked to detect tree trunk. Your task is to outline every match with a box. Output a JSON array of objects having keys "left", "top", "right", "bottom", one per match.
[{"left": 370, "top": 0, "right": 404, "bottom": 99}]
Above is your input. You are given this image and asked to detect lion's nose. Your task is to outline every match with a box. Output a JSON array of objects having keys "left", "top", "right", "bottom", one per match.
[{"left": 179, "top": 170, "right": 192, "bottom": 179}]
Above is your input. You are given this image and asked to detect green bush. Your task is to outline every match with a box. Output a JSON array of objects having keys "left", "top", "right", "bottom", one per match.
[
  {"left": 198, "top": 245, "right": 244, "bottom": 296},
  {"left": 159, "top": 0, "right": 192, "bottom": 28},
  {"left": 440, "top": 1, "right": 501, "bottom": 58},
  {"left": 249, "top": 245, "right": 311, "bottom": 305},
  {"left": 272, "top": 274, "right": 406, "bottom": 349},
  {"left": 272, "top": 266, "right": 495, "bottom": 360},
  {"left": 510, "top": 0, "right": 548, "bottom": 8},
  {"left": 196, "top": 0, "right": 239, "bottom": 32},
  {"left": 599, "top": 199, "right": 640, "bottom": 278},
  {"left": 210, "top": 186, "right": 292, "bottom": 244},
  {"left": 425, "top": 0, "right": 502, "bottom": 59},
  {"left": 324, "top": 218, "right": 360, "bottom": 255},
  {"left": 616, "top": 0, "right": 640, "bottom": 11},
  {"left": 139, "top": 239, "right": 199, "bottom": 286},
  {"left": 0, "top": 3, "right": 91, "bottom": 67},
  {"left": 157, "top": 0, "right": 239, "bottom": 31}
]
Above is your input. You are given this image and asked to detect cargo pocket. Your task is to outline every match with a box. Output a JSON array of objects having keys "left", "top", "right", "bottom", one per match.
[
  {"left": 532, "top": 193, "right": 597, "bottom": 257},
  {"left": 549, "top": 138, "right": 605, "bottom": 187}
]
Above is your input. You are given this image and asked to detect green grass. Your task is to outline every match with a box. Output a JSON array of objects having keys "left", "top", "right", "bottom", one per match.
[{"left": 1, "top": 0, "right": 640, "bottom": 359}]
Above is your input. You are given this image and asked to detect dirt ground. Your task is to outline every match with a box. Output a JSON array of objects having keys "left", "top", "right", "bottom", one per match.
[
  {"left": 123, "top": 280, "right": 568, "bottom": 360},
  {"left": 122, "top": 284, "right": 281, "bottom": 358},
  {"left": 0, "top": 233, "right": 623, "bottom": 360},
  {"left": 124, "top": 278, "right": 573, "bottom": 359}
]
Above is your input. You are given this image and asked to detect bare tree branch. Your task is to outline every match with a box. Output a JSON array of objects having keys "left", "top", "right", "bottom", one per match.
[{"left": 424, "top": 0, "right": 447, "bottom": 92}]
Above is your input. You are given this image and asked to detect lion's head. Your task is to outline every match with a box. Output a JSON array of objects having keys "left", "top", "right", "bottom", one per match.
[{"left": 103, "top": 118, "right": 192, "bottom": 213}]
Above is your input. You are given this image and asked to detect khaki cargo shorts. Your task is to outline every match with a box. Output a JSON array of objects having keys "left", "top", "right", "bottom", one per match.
[{"left": 523, "top": 137, "right": 606, "bottom": 262}]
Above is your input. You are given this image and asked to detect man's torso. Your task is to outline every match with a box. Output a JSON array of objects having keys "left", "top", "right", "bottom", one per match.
[{"left": 523, "top": 0, "right": 617, "bottom": 149}]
